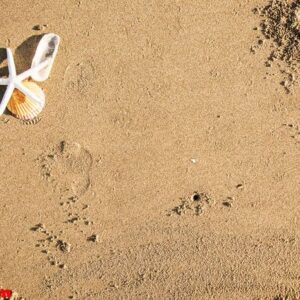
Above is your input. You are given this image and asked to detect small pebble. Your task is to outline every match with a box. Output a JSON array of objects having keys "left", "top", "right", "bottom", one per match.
[
  {"left": 32, "top": 24, "right": 48, "bottom": 31},
  {"left": 87, "top": 234, "right": 99, "bottom": 242},
  {"left": 47, "top": 236, "right": 55, "bottom": 242},
  {"left": 59, "top": 263, "right": 66, "bottom": 269},
  {"left": 31, "top": 223, "right": 45, "bottom": 231},
  {"left": 258, "top": 39, "right": 264, "bottom": 45},
  {"left": 57, "top": 240, "right": 71, "bottom": 253}
]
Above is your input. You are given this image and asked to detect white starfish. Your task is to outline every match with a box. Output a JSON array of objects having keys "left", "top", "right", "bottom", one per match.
[{"left": 0, "top": 48, "right": 48, "bottom": 115}]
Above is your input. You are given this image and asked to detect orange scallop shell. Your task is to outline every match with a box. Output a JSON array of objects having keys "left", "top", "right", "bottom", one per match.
[{"left": 7, "top": 81, "right": 45, "bottom": 120}]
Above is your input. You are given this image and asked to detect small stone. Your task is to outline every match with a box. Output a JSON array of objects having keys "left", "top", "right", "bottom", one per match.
[
  {"left": 68, "top": 217, "right": 79, "bottom": 223},
  {"left": 56, "top": 240, "right": 71, "bottom": 253},
  {"left": 47, "top": 236, "right": 55, "bottom": 242},
  {"left": 32, "top": 24, "right": 48, "bottom": 31},
  {"left": 87, "top": 234, "right": 99, "bottom": 242},
  {"left": 265, "top": 61, "right": 272, "bottom": 67},
  {"left": 69, "top": 196, "right": 78, "bottom": 203},
  {"left": 222, "top": 201, "right": 232, "bottom": 208},
  {"left": 33, "top": 25, "right": 42, "bottom": 30},
  {"left": 258, "top": 39, "right": 264, "bottom": 45},
  {"left": 109, "top": 282, "right": 118, "bottom": 288},
  {"left": 59, "top": 263, "right": 66, "bottom": 269},
  {"left": 31, "top": 223, "right": 46, "bottom": 232}
]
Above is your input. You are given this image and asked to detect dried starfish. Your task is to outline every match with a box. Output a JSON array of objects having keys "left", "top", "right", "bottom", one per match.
[
  {"left": 0, "top": 33, "right": 60, "bottom": 117},
  {"left": 0, "top": 48, "right": 47, "bottom": 115}
]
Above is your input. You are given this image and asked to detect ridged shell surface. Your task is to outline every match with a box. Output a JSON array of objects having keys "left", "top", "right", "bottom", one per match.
[{"left": 7, "top": 81, "right": 45, "bottom": 120}]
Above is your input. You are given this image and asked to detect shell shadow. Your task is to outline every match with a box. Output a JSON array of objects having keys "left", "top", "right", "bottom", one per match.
[{"left": 0, "top": 48, "right": 6, "bottom": 63}]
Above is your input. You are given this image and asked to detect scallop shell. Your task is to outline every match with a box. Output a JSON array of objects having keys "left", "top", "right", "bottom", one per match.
[
  {"left": 7, "top": 81, "right": 45, "bottom": 120},
  {"left": 31, "top": 33, "right": 60, "bottom": 82}
]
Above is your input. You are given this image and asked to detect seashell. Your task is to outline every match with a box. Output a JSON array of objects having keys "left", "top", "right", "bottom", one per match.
[
  {"left": 21, "top": 116, "right": 41, "bottom": 125},
  {"left": 31, "top": 33, "right": 60, "bottom": 82},
  {"left": 7, "top": 81, "right": 45, "bottom": 120}
]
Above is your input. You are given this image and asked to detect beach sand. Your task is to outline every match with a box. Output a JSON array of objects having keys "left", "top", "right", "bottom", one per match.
[{"left": 0, "top": 0, "right": 299, "bottom": 299}]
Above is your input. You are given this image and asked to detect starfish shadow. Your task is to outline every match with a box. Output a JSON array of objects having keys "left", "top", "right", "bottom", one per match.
[
  {"left": 0, "top": 48, "right": 8, "bottom": 115},
  {"left": 15, "top": 34, "right": 44, "bottom": 74},
  {"left": 0, "top": 48, "right": 8, "bottom": 77}
]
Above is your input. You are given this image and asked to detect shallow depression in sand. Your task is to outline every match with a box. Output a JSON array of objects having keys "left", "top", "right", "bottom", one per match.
[{"left": 39, "top": 141, "right": 93, "bottom": 197}]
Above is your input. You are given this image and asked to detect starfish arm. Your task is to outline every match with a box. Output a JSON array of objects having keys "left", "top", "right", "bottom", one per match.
[
  {"left": 0, "top": 78, "right": 9, "bottom": 85},
  {"left": 0, "top": 83, "right": 14, "bottom": 115},
  {"left": 6, "top": 49, "right": 16, "bottom": 78},
  {"left": 15, "top": 81, "right": 44, "bottom": 105},
  {"left": 16, "top": 69, "right": 33, "bottom": 82},
  {"left": 17, "top": 59, "right": 50, "bottom": 82}
]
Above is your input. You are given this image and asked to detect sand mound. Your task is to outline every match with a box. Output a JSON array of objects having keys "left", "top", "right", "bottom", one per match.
[{"left": 259, "top": 0, "right": 300, "bottom": 64}]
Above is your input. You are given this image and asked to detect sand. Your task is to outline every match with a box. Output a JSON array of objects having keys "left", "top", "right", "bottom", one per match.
[{"left": 0, "top": 0, "right": 299, "bottom": 299}]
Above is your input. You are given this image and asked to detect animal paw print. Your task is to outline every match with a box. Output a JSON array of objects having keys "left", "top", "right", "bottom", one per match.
[
  {"left": 64, "top": 212, "right": 94, "bottom": 227},
  {"left": 39, "top": 141, "right": 93, "bottom": 197},
  {"left": 31, "top": 223, "right": 70, "bottom": 269},
  {"left": 168, "top": 192, "right": 212, "bottom": 216},
  {"left": 283, "top": 123, "right": 300, "bottom": 144}
]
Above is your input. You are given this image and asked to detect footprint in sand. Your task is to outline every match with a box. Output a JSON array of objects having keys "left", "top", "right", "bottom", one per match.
[
  {"left": 63, "top": 60, "right": 95, "bottom": 94},
  {"left": 39, "top": 141, "right": 93, "bottom": 197}
]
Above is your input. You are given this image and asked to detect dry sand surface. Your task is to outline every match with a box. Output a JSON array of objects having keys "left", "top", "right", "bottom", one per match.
[{"left": 0, "top": 0, "right": 299, "bottom": 299}]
